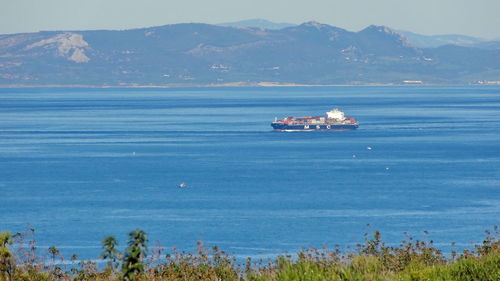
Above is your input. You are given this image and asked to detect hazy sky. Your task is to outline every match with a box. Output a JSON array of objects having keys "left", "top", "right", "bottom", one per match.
[{"left": 2, "top": 0, "right": 500, "bottom": 39}]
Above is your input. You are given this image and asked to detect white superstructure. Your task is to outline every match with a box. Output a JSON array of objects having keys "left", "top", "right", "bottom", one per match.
[{"left": 326, "top": 109, "right": 345, "bottom": 121}]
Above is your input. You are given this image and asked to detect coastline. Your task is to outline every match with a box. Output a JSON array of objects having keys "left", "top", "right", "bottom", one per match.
[{"left": 0, "top": 81, "right": 491, "bottom": 88}]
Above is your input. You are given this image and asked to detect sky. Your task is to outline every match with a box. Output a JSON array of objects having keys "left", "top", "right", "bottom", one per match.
[{"left": 2, "top": 0, "right": 500, "bottom": 39}]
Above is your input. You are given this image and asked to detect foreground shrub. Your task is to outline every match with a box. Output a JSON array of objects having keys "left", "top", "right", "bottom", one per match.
[{"left": 0, "top": 227, "right": 498, "bottom": 281}]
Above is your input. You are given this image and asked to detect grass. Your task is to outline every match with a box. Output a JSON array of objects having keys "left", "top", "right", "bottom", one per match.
[{"left": 0, "top": 227, "right": 498, "bottom": 281}]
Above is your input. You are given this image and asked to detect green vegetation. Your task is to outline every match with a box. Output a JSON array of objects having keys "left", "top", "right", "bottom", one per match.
[
  {"left": 101, "top": 236, "right": 120, "bottom": 272},
  {"left": 122, "top": 229, "right": 148, "bottom": 280},
  {"left": 0, "top": 227, "right": 498, "bottom": 281}
]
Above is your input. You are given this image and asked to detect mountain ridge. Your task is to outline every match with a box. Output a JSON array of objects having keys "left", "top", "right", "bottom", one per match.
[
  {"left": 1, "top": 21, "right": 500, "bottom": 86},
  {"left": 219, "top": 19, "right": 295, "bottom": 30},
  {"left": 219, "top": 19, "right": 498, "bottom": 49}
]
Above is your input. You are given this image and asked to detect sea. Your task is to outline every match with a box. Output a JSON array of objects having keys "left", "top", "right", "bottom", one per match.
[{"left": 0, "top": 86, "right": 499, "bottom": 262}]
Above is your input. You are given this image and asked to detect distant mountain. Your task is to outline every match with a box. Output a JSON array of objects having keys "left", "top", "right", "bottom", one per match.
[
  {"left": 396, "top": 30, "right": 485, "bottom": 48},
  {"left": 1, "top": 22, "right": 500, "bottom": 86},
  {"left": 219, "top": 19, "right": 295, "bottom": 30},
  {"left": 472, "top": 41, "right": 500, "bottom": 50}
]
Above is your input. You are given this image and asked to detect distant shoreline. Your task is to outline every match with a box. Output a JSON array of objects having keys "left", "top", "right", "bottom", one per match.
[{"left": 0, "top": 82, "right": 495, "bottom": 88}]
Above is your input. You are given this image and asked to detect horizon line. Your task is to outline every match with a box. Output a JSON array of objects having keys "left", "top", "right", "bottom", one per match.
[{"left": 0, "top": 19, "right": 496, "bottom": 41}]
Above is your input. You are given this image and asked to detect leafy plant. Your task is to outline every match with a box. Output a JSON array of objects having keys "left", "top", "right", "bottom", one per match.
[
  {"left": 121, "top": 229, "right": 148, "bottom": 280},
  {"left": 101, "top": 236, "right": 120, "bottom": 271},
  {"left": 0, "top": 231, "right": 15, "bottom": 281}
]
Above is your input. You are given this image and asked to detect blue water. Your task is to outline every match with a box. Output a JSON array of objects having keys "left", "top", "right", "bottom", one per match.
[{"left": 1, "top": 86, "right": 499, "bottom": 261}]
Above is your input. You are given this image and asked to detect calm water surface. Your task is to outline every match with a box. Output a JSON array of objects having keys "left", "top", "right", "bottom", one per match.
[{"left": 0, "top": 86, "right": 499, "bottom": 260}]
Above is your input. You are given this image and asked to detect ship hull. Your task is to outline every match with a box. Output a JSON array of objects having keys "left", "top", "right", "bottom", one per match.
[{"left": 271, "top": 123, "right": 358, "bottom": 131}]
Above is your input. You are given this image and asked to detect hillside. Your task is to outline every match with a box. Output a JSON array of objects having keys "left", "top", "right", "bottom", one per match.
[{"left": 1, "top": 22, "right": 500, "bottom": 86}]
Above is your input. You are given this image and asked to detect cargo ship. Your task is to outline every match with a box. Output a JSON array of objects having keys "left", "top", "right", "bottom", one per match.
[{"left": 271, "top": 109, "right": 359, "bottom": 131}]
